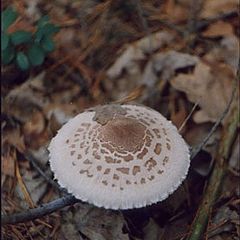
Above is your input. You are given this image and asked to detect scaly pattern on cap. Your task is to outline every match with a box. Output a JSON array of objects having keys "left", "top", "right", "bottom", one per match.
[{"left": 48, "top": 104, "right": 190, "bottom": 209}]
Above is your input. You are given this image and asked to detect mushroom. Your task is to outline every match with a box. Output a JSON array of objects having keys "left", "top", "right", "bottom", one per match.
[{"left": 48, "top": 104, "right": 190, "bottom": 209}]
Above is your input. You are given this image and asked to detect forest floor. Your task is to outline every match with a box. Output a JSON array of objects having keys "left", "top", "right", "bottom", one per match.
[{"left": 1, "top": 0, "right": 239, "bottom": 240}]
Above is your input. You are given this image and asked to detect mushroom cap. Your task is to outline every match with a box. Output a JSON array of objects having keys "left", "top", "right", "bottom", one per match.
[{"left": 48, "top": 104, "right": 190, "bottom": 209}]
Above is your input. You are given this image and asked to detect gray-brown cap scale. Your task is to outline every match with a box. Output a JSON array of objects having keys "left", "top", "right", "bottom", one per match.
[{"left": 48, "top": 104, "right": 190, "bottom": 209}]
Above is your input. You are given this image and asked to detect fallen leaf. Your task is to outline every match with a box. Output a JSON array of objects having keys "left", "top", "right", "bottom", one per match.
[
  {"left": 107, "top": 31, "right": 174, "bottom": 79},
  {"left": 22, "top": 109, "right": 45, "bottom": 136},
  {"left": 141, "top": 50, "right": 199, "bottom": 86},
  {"left": 104, "top": 31, "right": 176, "bottom": 101},
  {"left": 202, "top": 21, "right": 234, "bottom": 38},
  {"left": 2, "top": 148, "right": 16, "bottom": 177},
  {"left": 74, "top": 205, "right": 129, "bottom": 240},
  {"left": 61, "top": 222, "right": 83, "bottom": 240},
  {"left": 139, "top": 51, "right": 199, "bottom": 104},
  {"left": 24, "top": 127, "right": 50, "bottom": 150},
  {"left": 201, "top": 0, "right": 239, "bottom": 19},
  {"left": 105, "top": 47, "right": 199, "bottom": 102},
  {"left": 204, "top": 35, "right": 239, "bottom": 74},
  {"left": 170, "top": 61, "right": 234, "bottom": 123},
  {"left": 2, "top": 127, "right": 26, "bottom": 153},
  {"left": 44, "top": 103, "right": 78, "bottom": 124},
  {"left": 4, "top": 72, "right": 47, "bottom": 123},
  {"left": 161, "top": 0, "right": 189, "bottom": 23},
  {"left": 44, "top": 102, "right": 79, "bottom": 136}
]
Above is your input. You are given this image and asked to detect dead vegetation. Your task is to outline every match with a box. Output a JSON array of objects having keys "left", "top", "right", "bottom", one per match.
[{"left": 1, "top": 0, "right": 239, "bottom": 239}]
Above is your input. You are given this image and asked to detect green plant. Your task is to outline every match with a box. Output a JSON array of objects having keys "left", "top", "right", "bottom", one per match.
[{"left": 1, "top": 7, "right": 60, "bottom": 71}]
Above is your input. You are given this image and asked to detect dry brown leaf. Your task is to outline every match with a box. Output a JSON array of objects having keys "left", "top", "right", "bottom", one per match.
[
  {"left": 56, "top": 28, "right": 75, "bottom": 46},
  {"left": 73, "top": 205, "right": 129, "bottom": 240},
  {"left": 2, "top": 149, "right": 16, "bottom": 177},
  {"left": 141, "top": 51, "right": 199, "bottom": 85},
  {"left": 202, "top": 21, "right": 234, "bottom": 38},
  {"left": 161, "top": 0, "right": 189, "bottom": 23},
  {"left": 21, "top": 109, "right": 50, "bottom": 150},
  {"left": 105, "top": 47, "right": 198, "bottom": 101},
  {"left": 201, "top": 0, "right": 239, "bottom": 18},
  {"left": 46, "top": 104, "right": 80, "bottom": 136},
  {"left": 60, "top": 222, "right": 83, "bottom": 240},
  {"left": 107, "top": 31, "right": 174, "bottom": 79},
  {"left": 24, "top": 127, "right": 50, "bottom": 150},
  {"left": 44, "top": 103, "right": 79, "bottom": 124},
  {"left": 170, "top": 61, "right": 234, "bottom": 123},
  {"left": 203, "top": 35, "right": 239, "bottom": 74},
  {"left": 4, "top": 73, "right": 47, "bottom": 123},
  {"left": 104, "top": 31, "right": 175, "bottom": 101},
  {"left": 22, "top": 110, "right": 45, "bottom": 136},
  {"left": 2, "top": 127, "right": 26, "bottom": 153},
  {"left": 139, "top": 51, "right": 199, "bottom": 103}
]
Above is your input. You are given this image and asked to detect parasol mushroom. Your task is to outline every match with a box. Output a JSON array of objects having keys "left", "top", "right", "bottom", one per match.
[{"left": 48, "top": 104, "right": 190, "bottom": 209}]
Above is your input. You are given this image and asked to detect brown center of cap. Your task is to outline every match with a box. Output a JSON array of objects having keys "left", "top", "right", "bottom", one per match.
[{"left": 99, "top": 117, "right": 146, "bottom": 152}]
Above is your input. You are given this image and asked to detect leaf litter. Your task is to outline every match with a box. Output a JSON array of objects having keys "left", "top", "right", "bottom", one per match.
[{"left": 2, "top": 0, "right": 239, "bottom": 239}]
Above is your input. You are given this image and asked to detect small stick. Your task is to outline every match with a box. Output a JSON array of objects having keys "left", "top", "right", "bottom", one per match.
[
  {"left": 179, "top": 101, "right": 199, "bottom": 133},
  {"left": 2, "top": 194, "right": 79, "bottom": 225},
  {"left": 24, "top": 151, "right": 63, "bottom": 193}
]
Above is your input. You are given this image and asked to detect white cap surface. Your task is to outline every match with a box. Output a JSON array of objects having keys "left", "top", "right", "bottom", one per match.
[{"left": 48, "top": 104, "right": 190, "bottom": 209}]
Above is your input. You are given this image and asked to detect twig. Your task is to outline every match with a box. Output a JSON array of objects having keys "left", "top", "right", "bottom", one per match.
[
  {"left": 2, "top": 194, "right": 79, "bottom": 225},
  {"left": 187, "top": 88, "right": 239, "bottom": 239},
  {"left": 23, "top": 151, "right": 64, "bottom": 193},
  {"left": 179, "top": 101, "right": 199, "bottom": 133}
]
